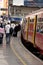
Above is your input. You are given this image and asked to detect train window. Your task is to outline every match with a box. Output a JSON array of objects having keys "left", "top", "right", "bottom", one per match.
[
  {"left": 39, "top": 27, "right": 43, "bottom": 34},
  {"left": 24, "top": 18, "right": 27, "bottom": 23},
  {"left": 38, "top": 18, "right": 43, "bottom": 22},
  {"left": 36, "top": 25, "right": 43, "bottom": 34},
  {"left": 22, "top": 18, "right": 27, "bottom": 25},
  {"left": 21, "top": 18, "right": 27, "bottom": 30},
  {"left": 40, "top": 31, "right": 43, "bottom": 33},
  {"left": 37, "top": 17, "right": 43, "bottom": 33},
  {"left": 30, "top": 19, "right": 34, "bottom": 22}
]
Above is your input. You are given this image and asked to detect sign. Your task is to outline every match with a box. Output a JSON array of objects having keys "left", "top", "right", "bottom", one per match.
[
  {"left": 13, "top": 0, "right": 24, "bottom": 6},
  {"left": 24, "top": 0, "right": 43, "bottom": 7}
]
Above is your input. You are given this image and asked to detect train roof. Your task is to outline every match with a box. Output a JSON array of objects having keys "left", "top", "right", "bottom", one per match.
[{"left": 26, "top": 8, "right": 43, "bottom": 19}]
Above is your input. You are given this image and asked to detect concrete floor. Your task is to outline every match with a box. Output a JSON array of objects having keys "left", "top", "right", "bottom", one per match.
[{"left": 0, "top": 32, "right": 43, "bottom": 65}]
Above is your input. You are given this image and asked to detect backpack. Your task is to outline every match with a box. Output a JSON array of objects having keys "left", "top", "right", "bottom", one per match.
[{"left": 10, "top": 27, "right": 13, "bottom": 34}]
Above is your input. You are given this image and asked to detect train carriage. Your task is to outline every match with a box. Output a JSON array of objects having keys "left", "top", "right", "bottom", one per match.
[{"left": 21, "top": 8, "right": 43, "bottom": 56}]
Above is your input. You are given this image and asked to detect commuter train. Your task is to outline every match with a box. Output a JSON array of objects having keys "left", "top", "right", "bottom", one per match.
[{"left": 21, "top": 8, "right": 43, "bottom": 56}]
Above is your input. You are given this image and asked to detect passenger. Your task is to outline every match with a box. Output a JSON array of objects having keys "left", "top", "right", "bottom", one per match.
[
  {"left": 10, "top": 22, "right": 15, "bottom": 36},
  {"left": 3, "top": 18, "right": 7, "bottom": 27},
  {"left": 39, "top": 26, "right": 43, "bottom": 33},
  {"left": 13, "top": 24, "right": 21, "bottom": 37},
  {"left": 11, "top": 22, "right": 15, "bottom": 29},
  {"left": 37, "top": 26, "right": 40, "bottom": 32},
  {"left": 0, "top": 18, "right": 4, "bottom": 44},
  {"left": 5, "top": 21, "right": 10, "bottom": 44},
  {"left": 17, "top": 24, "right": 21, "bottom": 31}
]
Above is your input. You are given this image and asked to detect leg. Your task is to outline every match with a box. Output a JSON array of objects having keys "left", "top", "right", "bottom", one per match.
[{"left": 6, "top": 34, "right": 10, "bottom": 44}]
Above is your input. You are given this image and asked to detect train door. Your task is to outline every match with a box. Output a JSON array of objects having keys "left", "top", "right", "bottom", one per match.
[
  {"left": 21, "top": 18, "right": 27, "bottom": 40},
  {"left": 21, "top": 17, "right": 30, "bottom": 41},
  {"left": 27, "top": 16, "right": 35, "bottom": 44},
  {"left": 25, "top": 17, "right": 30, "bottom": 40},
  {"left": 35, "top": 13, "right": 43, "bottom": 54}
]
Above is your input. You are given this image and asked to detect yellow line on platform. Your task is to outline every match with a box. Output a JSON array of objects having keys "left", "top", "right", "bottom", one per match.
[{"left": 10, "top": 43, "right": 27, "bottom": 65}]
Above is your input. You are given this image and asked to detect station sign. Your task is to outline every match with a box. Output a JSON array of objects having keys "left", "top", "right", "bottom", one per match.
[
  {"left": 13, "top": 0, "right": 24, "bottom": 6},
  {"left": 24, "top": 0, "right": 43, "bottom": 7}
]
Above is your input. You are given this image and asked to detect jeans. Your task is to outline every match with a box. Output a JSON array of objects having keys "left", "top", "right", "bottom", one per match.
[{"left": 6, "top": 33, "right": 10, "bottom": 44}]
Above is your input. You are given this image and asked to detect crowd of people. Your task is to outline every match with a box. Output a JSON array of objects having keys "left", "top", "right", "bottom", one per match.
[{"left": 0, "top": 17, "right": 21, "bottom": 45}]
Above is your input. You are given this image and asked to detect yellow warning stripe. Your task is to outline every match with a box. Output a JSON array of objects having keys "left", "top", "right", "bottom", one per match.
[{"left": 10, "top": 43, "right": 27, "bottom": 65}]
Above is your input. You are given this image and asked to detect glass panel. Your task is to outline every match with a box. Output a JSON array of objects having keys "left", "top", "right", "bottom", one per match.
[
  {"left": 38, "top": 18, "right": 43, "bottom": 22},
  {"left": 30, "top": 19, "right": 34, "bottom": 22},
  {"left": 36, "top": 13, "right": 43, "bottom": 33}
]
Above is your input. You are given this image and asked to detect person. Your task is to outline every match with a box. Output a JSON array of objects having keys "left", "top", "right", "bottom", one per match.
[
  {"left": 37, "top": 26, "right": 40, "bottom": 32},
  {"left": 17, "top": 24, "right": 21, "bottom": 31},
  {"left": 10, "top": 22, "right": 15, "bottom": 36},
  {"left": 39, "top": 26, "right": 43, "bottom": 33},
  {"left": 0, "top": 18, "right": 4, "bottom": 44},
  {"left": 13, "top": 24, "right": 21, "bottom": 37},
  {"left": 5, "top": 21, "right": 10, "bottom": 44},
  {"left": 13, "top": 24, "right": 18, "bottom": 37}
]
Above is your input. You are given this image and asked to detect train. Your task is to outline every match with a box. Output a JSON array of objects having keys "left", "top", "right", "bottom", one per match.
[{"left": 21, "top": 8, "right": 43, "bottom": 57}]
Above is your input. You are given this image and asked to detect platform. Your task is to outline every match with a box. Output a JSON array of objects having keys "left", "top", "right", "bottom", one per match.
[{"left": 0, "top": 32, "right": 43, "bottom": 65}]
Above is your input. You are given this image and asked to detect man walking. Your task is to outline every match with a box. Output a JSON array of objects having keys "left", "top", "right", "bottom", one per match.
[{"left": 5, "top": 21, "right": 10, "bottom": 44}]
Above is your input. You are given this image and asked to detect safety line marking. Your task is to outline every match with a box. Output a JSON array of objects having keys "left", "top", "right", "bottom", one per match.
[{"left": 10, "top": 43, "right": 27, "bottom": 65}]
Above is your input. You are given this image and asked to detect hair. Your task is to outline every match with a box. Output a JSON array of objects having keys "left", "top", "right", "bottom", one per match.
[{"left": 8, "top": 22, "right": 10, "bottom": 24}]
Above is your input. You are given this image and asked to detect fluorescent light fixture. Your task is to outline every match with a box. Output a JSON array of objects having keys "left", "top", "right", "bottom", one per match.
[{"left": 13, "top": 0, "right": 24, "bottom": 6}]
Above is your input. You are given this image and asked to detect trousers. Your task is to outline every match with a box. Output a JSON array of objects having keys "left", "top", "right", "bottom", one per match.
[{"left": 6, "top": 33, "right": 10, "bottom": 44}]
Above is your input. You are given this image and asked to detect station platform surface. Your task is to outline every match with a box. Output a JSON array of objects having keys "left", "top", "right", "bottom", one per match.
[{"left": 0, "top": 32, "right": 43, "bottom": 65}]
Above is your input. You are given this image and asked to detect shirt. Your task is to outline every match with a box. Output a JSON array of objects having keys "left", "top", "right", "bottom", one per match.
[
  {"left": 0, "top": 28, "right": 4, "bottom": 34},
  {"left": 5, "top": 24, "right": 10, "bottom": 33},
  {"left": 11, "top": 23, "right": 16, "bottom": 29}
]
